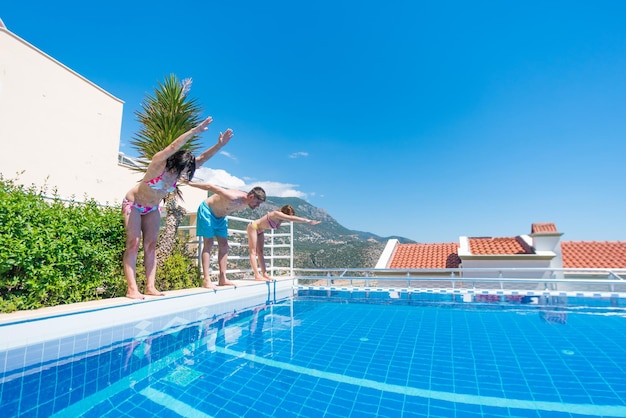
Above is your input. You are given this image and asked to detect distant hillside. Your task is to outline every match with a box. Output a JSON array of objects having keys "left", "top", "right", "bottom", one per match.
[{"left": 229, "top": 196, "right": 415, "bottom": 269}]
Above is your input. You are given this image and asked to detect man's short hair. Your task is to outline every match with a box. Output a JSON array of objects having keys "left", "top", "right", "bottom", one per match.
[{"left": 249, "top": 187, "right": 266, "bottom": 202}]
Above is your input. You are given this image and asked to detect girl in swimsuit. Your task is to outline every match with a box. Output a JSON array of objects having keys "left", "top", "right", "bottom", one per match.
[
  {"left": 246, "top": 205, "right": 321, "bottom": 282},
  {"left": 122, "top": 116, "right": 234, "bottom": 299}
]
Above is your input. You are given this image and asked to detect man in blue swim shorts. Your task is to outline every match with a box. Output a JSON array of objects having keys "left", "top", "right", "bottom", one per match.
[{"left": 186, "top": 181, "right": 266, "bottom": 289}]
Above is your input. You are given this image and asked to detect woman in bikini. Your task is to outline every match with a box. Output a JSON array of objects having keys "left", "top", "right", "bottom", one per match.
[
  {"left": 123, "top": 116, "right": 233, "bottom": 299},
  {"left": 246, "top": 205, "right": 321, "bottom": 282}
]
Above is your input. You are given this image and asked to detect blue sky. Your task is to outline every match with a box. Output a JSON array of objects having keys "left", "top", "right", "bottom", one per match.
[{"left": 2, "top": 1, "right": 625, "bottom": 243}]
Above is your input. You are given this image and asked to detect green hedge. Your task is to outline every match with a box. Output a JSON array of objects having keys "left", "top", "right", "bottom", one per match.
[
  {"left": 0, "top": 176, "right": 128, "bottom": 312},
  {"left": 0, "top": 174, "right": 201, "bottom": 312},
  {"left": 0, "top": 176, "right": 204, "bottom": 313}
]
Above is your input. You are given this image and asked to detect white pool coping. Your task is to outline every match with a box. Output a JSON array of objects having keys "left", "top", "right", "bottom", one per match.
[{"left": 0, "top": 278, "right": 295, "bottom": 352}]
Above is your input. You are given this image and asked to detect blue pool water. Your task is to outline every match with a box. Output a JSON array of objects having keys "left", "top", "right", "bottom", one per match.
[{"left": 2, "top": 292, "right": 626, "bottom": 417}]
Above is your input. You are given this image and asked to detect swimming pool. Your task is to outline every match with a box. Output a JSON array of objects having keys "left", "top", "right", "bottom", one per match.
[{"left": 2, "top": 289, "right": 626, "bottom": 417}]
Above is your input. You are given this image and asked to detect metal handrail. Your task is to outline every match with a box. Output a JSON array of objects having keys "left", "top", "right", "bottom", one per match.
[
  {"left": 292, "top": 267, "right": 626, "bottom": 277},
  {"left": 292, "top": 267, "right": 626, "bottom": 296},
  {"left": 177, "top": 212, "right": 626, "bottom": 289}
]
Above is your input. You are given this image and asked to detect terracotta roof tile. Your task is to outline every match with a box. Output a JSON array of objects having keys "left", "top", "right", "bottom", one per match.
[
  {"left": 531, "top": 223, "right": 558, "bottom": 234},
  {"left": 468, "top": 237, "right": 534, "bottom": 255},
  {"left": 385, "top": 222, "right": 626, "bottom": 269},
  {"left": 388, "top": 243, "right": 460, "bottom": 269},
  {"left": 561, "top": 241, "right": 626, "bottom": 268}
]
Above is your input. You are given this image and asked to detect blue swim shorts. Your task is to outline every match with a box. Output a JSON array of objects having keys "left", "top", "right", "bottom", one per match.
[{"left": 196, "top": 200, "right": 228, "bottom": 238}]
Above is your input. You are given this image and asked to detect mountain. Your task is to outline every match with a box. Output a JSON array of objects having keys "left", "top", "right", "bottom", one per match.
[{"left": 230, "top": 197, "right": 415, "bottom": 269}]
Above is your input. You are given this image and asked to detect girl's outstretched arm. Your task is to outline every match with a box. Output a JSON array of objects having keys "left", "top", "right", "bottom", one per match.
[
  {"left": 274, "top": 211, "right": 321, "bottom": 225},
  {"left": 196, "top": 128, "right": 234, "bottom": 166},
  {"left": 151, "top": 116, "right": 213, "bottom": 165}
]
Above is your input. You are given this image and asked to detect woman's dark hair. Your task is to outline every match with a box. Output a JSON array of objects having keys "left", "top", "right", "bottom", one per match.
[
  {"left": 280, "top": 205, "right": 295, "bottom": 216},
  {"left": 166, "top": 150, "right": 196, "bottom": 181}
]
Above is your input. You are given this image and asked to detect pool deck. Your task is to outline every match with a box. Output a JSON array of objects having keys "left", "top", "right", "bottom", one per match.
[{"left": 0, "top": 278, "right": 294, "bottom": 352}]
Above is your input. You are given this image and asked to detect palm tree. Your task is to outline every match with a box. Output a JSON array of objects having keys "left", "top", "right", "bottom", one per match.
[{"left": 130, "top": 74, "right": 203, "bottom": 268}]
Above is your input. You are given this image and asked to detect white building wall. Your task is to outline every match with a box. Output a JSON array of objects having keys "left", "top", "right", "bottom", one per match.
[
  {"left": 0, "top": 27, "right": 209, "bottom": 213},
  {"left": 529, "top": 232, "right": 564, "bottom": 276},
  {"left": 460, "top": 258, "right": 555, "bottom": 278},
  {"left": 375, "top": 239, "right": 399, "bottom": 268},
  {"left": 0, "top": 27, "right": 130, "bottom": 205}
]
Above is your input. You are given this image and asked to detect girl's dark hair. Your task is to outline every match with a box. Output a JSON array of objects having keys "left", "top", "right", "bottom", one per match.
[{"left": 166, "top": 150, "right": 196, "bottom": 181}]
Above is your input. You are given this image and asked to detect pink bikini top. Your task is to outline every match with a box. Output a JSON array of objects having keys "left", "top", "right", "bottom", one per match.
[
  {"left": 267, "top": 214, "right": 279, "bottom": 229},
  {"left": 145, "top": 170, "right": 177, "bottom": 193}
]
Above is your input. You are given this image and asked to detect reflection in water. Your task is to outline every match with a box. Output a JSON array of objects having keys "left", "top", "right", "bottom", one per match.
[
  {"left": 539, "top": 295, "right": 568, "bottom": 325},
  {"left": 248, "top": 304, "right": 269, "bottom": 356}
]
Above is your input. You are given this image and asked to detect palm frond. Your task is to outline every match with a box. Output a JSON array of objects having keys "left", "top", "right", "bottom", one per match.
[{"left": 130, "top": 74, "right": 204, "bottom": 166}]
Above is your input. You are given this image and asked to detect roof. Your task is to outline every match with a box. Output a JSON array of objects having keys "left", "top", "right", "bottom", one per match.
[
  {"left": 561, "top": 241, "right": 626, "bottom": 269},
  {"left": 383, "top": 223, "right": 626, "bottom": 269},
  {"left": 531, "top": 223, "right": 558, "bottom": 234},
  {"left": 469, "top": 237, "right": 534, "bottom": 255},
  {"left": 388, "top": 243, "right": 461, "bottom": 269}
]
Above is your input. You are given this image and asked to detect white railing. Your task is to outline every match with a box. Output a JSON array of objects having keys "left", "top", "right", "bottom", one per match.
[
  {"left": 176, "top": 213, "right": 626, "bottom": 297},
  {"left": 178, "top": 215, "right": 294, "bottom": 279},
  {"left": 293, "top": 267, "right": 626, "bottom": 298}
]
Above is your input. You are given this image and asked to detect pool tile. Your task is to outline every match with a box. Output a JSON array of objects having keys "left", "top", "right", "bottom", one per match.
[{"left": 3, "top": 296, "right": 626, "bottom": 417}]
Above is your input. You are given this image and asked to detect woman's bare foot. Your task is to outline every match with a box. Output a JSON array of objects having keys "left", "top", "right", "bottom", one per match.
[
  {"left": 262, "top": 273, "right": 275, "bottom": 282},
  {"left": 218, "top": 279, "right": 236, "bottom": 287},
  {"left": 254, "top": 276, "right": 273, "bottom": 282},
  {"left": 202, "top": 279, "right": 217, "bottom": 290},
  {"left": 145, "top": 288, "right": 165, "bottom": 296},
  {"left": 126, "top": 290, "right": 145, "bottom": 300}
]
